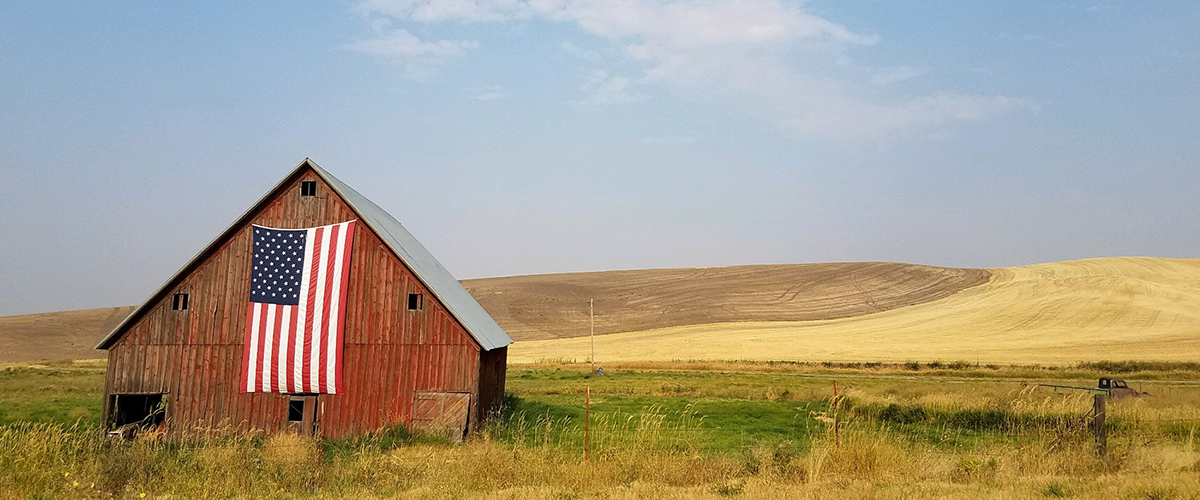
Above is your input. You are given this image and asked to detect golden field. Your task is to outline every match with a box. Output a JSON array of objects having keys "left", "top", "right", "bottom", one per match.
[{"left": 511, "top": 257, "right": 1200, "bottom": 364}]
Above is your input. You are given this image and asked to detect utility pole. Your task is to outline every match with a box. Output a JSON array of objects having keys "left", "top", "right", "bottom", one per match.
[{"left": 589, "top": 298, "right": 595, "bottom": 374}]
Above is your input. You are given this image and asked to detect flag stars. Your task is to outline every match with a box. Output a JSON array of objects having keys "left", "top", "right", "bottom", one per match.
[{"left": 250, "top": 226, "right": 309, "bottom": 306}]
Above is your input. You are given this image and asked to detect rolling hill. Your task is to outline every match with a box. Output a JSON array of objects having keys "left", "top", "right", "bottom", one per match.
[
  {"left": 463, "top": 262, "right": 989, "bottom": 340},
  {"left": 0, "top": 306, "right": 136, "bottom": 362},
  {"left": 3, "top": 257, "right": 1198, "bottom": 364},
  {"left": 0, "top": 262, "right": 984, "bottom": 362},
  {"left": 510, "top": 257, "right": 1200, "bottom": 364}
]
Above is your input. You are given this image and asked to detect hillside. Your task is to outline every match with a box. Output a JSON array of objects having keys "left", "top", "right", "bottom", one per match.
[
  {"left": 462, "top": 262, "right": 990, "bottom": 340},
  {"left": 7, "top": 258, "right": 1200, "bottom": 365},
  {"left": 0, "top": 306, "right": 136, "bottom": 362},
  {"left": 0, "top": 262, "right": 986, "bottom": 362},
  {"left": 510, "top": 257, "right": 1200, "bottom": 364}
]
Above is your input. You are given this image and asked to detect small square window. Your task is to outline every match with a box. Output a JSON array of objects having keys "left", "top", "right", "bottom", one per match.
[
  {"left": 288, "top": 397, "right": 305, "bottom": 422},
  {"left": 300, "top": 181, "right": 317, "bottom": 197},
  {"left": 171, "top": 293, "right": 189, "bottom": 311},
  {"left": 407, "top": 293, "right": 423, "bottom": 311}
]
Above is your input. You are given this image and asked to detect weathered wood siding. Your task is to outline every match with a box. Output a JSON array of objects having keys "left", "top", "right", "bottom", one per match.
[
  {"left": 476, "top": 347, "right": 508, "bottom": 422},
  {"left": 103, "top": 169, "right": 488, "bottom": 438}
]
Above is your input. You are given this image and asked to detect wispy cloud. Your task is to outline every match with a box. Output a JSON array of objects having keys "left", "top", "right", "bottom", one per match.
[
  {"left": 353, "top": 0, "right": 1033, "bottom": 139},
  {"left": 469, "top": 85, "right": 506, "bottom": 100},
  {"left": 870, "top": 65, "right": 927, "bottom": 87},
  {"left": 347, "top": 25, "right": 475, "bottom": 81},
  {"left": 568, "top": 70, "right": 640, "bottom": 108}
]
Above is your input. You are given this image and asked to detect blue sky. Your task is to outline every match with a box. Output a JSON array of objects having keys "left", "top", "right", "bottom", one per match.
[{"left": 1, "top": 1, "right": 1198, "bottom": 315}]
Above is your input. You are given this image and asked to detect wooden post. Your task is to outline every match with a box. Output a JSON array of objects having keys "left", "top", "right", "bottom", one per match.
[
  {"left": 1094, "top": 393, "right": 1107, "bottom": 457},
  {"left": 317, "top": 401, "right": 325, "bottom": 471},
  {"left": 584, "top": 384, "right": 591, "bottom": 460},
  {"left": 833, "top": 381, "right": 840, "bottom": 447},
  {"left": 590, "top": 298, "right": 595, "bottom": 374}
]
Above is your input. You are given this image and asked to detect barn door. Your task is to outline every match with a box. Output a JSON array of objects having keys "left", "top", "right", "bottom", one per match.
[{"left": 412, "top": 392, "right": 471, "bottom": 441}]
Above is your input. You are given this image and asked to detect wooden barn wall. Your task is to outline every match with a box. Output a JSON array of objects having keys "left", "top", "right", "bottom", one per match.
[
  {"left": 103, "top": 170, "right": 489, "bottom": 438},
  {"left": 475, "top": 347, "right": 508, "bottom": 423}
]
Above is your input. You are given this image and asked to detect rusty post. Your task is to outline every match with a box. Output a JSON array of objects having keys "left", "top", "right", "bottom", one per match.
[
  {"left": 584, "top": 384, "right": 591, "bottom": 460},
  {"left": 317, "top": 401, "right": 325, "bottom": 472},
  {"left": 833, "top": 381, "right": 840, "bottom": 447},
  {"left": 1094, "top": 393, "right": 1107, "bottom": 457}
]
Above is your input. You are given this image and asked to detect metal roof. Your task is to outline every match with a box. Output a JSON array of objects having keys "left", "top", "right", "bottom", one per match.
[{"left": 97, "top": 159, "right": 512, "bottom": 351}]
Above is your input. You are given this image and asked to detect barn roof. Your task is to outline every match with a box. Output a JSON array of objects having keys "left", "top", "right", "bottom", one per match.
[{"left": 96, "top": 159, "right": 513, "bottom": 351}]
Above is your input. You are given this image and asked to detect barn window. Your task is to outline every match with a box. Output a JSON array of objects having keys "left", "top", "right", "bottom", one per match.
[
  {"left": 288, "top": 397, "right": 305, "bottom": 422},
  {"left": 109, "top": 394, "right": 165, "bottom": 438},
  {"left": 171, "top": 293, "right": 189, "bottom": 311},
  {"left": 300, "top": 181, "right": 317, "bottom": 197},
  {"left": 407, "top": 293, "right": 424, "bottom": 311}
]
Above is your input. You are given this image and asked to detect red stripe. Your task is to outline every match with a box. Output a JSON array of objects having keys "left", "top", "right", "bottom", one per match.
[
  {"left": 255, "top": 304, "right": 269, "bottom": 392},
  {"left": 334, "top": 221, "right": 356, "bottom": 393},
  {"left": 287, "top": 303, "right": 300, "bottom": 393},
  {"left": 240, "top": 304, "right": 256, "bottom": 393},
  {"left": 318, "top": 224, "right": 341, "bottom": 393},
  {"left": 303, "top": 226, "right": 325, "bottom": 393},
  {"left": 271, "top": 306, "right": 285, "bottom": 393}
]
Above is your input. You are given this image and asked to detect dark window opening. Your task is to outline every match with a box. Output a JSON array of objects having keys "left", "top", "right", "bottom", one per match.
[
  {"left": 110, "top": 394, "right": 165, "bottom": 437},
  {"left": 300, "top": 181, "right": 317, "bottom": 197},
  {"left": 288, "top": 397, "right": 305, "bottom": 422},
  {"left": 408, "top": 293, "right": 424, "bottom": 311},
  {"left": 171, "top": 293, "right": 189, "bottom": 311}
]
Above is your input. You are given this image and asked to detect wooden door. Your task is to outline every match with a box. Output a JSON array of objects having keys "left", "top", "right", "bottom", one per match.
[{"left": 411, "top": 392, "right": 471, "bottom": 441}]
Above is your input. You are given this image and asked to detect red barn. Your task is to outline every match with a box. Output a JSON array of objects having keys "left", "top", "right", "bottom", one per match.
[{"left": 96, "top": 159, "right": 512, "bottom": 438}]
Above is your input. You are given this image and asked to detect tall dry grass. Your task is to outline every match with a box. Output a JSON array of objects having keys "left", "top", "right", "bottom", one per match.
[{"left": 3, "top": 395, "right": 1200, "bottom": 500}]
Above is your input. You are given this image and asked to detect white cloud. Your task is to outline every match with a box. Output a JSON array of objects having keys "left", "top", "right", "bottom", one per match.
[
  {"left": 355, "top": 0, "right": 530, "bottom": 22},
  {"left": 870, "top": 65, "right": 926, "bottom": 87},
  {"left": 354, "top": 0, "right": 1032, "bottom": 138},
  {"left": 776, "top": 92, "right": 1037, "bottom": 140},
  {"left": 470, "top": 85, "right": 507, "bottom": 100},
  {"left": 560, "top": 41, "right": 604, "bottom": 63},
  {"left": 568, "top": 70, "right": 640, "bottom": 108},
  {"left": 347, "top": 27, "right": 476, "bottom": 81}
]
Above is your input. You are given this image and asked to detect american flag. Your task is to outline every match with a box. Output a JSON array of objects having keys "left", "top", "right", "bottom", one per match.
[{"left": 241, "top": 221, "right": 356, "bottom": 394}]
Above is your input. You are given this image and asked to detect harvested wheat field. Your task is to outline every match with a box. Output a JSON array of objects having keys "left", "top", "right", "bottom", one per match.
[
  {"left": 511, "top": 257, "right": 1200, "bottom": 364},
  {"left": 0, "top": 306, "right": 135, "bottom": 362},
  {"left": 464, "top": 262, "right": 989, "bottom": 340}
]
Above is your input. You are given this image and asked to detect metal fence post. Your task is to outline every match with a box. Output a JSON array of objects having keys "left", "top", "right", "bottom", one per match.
[{"left": 1093, "top": 393, "right": 1107, "bottom": 457}]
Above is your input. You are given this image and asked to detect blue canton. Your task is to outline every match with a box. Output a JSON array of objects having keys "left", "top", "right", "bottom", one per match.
[{"left": 250, "top": 227, "right": 307, "bottom": 306}]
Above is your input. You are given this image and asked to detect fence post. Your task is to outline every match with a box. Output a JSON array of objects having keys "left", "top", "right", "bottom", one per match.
[
  {"left": 1093, "top": 393, "right": 1107, "bottom": 457},
  {"left": 584, "top": 384, "right": 590, "bottom": 461},
  {"left": 833, "top": 381, "right": 840, "bottom": 447}
]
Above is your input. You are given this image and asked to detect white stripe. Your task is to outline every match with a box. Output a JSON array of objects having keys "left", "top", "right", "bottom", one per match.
[
  {"left": 310, "top": 226, "right": 331, "bottom": 392},
  {"left": 276, "top": 306, "right": 291, "bottom": 393},
  {"left": 262, "top": 305, "right": 276, "bottom": 392},
  {"left": 294, "top": 227, "right": 316, "bottom": 392},
  {"left": 325, "top": 222, "right": 350, "bottom": 393},
  {"left": 247, "top": 302, "right": 261, "bottom": 392}
]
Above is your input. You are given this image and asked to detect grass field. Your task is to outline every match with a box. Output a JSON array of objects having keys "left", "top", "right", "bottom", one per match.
[
  {"left": 512, "top": 257, "right": 1200, "bottom": 364},
  {"left": 4, "top": 360, "right": 1200, "bottom": 499}
]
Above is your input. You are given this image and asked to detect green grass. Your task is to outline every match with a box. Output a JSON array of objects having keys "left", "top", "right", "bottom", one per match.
[
  {"left": 0, "top": 364, "right": 105, "bottom": 426},
  {"left": 497, "top": 393, "right": 826, "bottom": 452},
  {"left": 2, "top": 361, "right": 1200, "bottom": 499},
  {"left": 4, "top": 361, "right": 1199, "bottom": 455}
]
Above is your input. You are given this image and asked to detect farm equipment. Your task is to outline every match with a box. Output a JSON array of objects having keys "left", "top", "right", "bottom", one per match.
[{"left": 1038, "top": 377, "right": 1147, "bottom": 399}]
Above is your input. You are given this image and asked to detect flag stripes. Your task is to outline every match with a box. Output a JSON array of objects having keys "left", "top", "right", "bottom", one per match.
[{"left": 241, "top": 220, "right": 355, "bottom": 394}]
